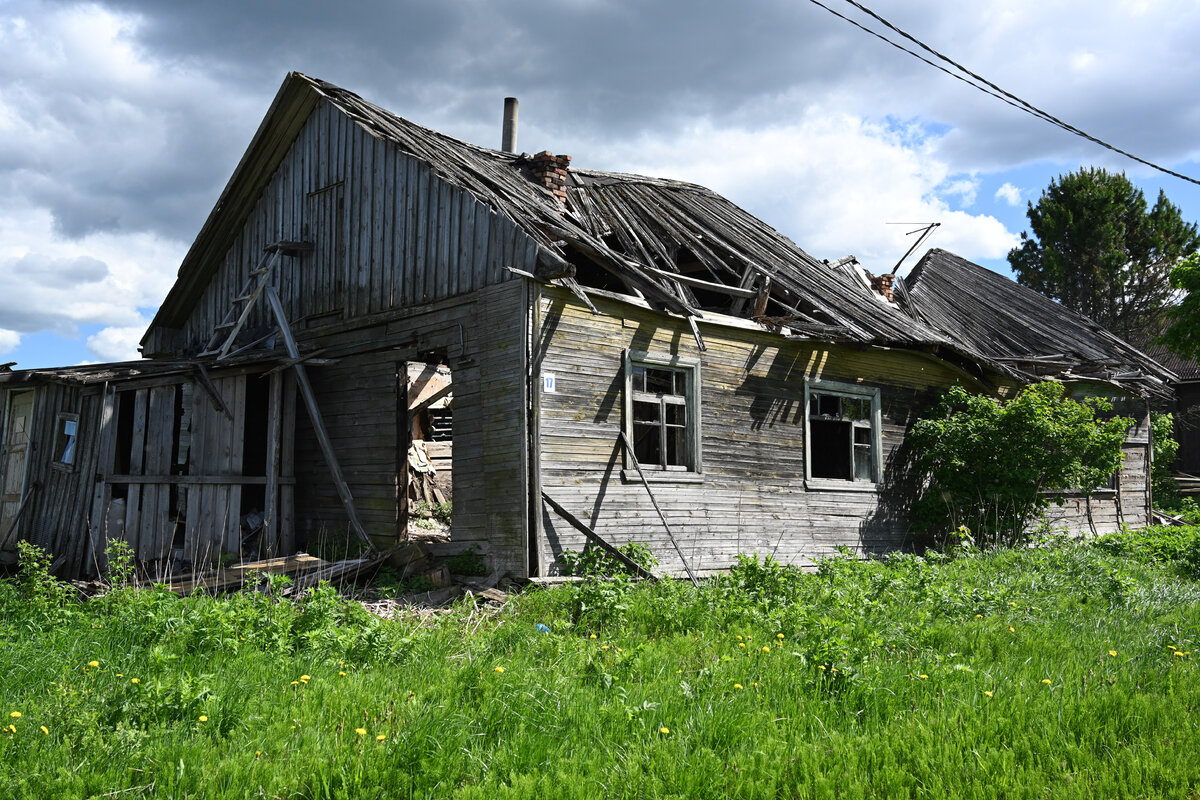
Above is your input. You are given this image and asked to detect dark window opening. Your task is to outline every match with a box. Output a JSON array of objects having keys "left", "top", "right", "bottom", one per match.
[{"left": 808, "top": 388, "right": 878, "bottom": 483}]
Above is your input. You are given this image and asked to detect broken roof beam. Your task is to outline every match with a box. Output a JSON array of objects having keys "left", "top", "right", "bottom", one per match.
[
  {"left": 643, "top": 266, "right": 757, "bottom": 298},
  {"left": 543, "top": 223, "right": 697, "bottom": 315}
]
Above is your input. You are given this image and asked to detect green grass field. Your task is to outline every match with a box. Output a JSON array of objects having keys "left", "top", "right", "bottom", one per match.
[{"left": 1, "top": 528, "right": 1198, "bottom": 799}]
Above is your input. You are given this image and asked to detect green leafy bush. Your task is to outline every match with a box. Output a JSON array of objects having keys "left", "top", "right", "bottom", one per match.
[{"left": 909, "top": 382, "right": 1131, "bottom": 547}]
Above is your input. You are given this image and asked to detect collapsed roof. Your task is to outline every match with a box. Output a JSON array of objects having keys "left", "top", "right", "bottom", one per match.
[
  {"left": 905, "top": 248, "right": 1176, "bottom": 398},
  {"left": 144, "top": 73, "right": 1172, "bottom": 399}
]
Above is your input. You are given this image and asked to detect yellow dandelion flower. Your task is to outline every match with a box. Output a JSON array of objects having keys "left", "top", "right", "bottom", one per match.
[
  {"left": 9, "top": 712, "right": 20, "bottom": 719},
  {"left": 776, "top": 633, "right": 784, "bottom": 640},
  {"left": 601, "top": 645, "right": 609, "bottom": 651},
  {"left": 290, "top": 681, "right": 299, "bottom": 686},
  {"left": 198, "top": 715, "right": 208, "bottom": 723},
  {"left": 1174, "top": 651, "right": 1186, "bottom": 658},
  {"left": 300, "top": 675, "right": 311, "bottom": 682},
  {"left": 733, "top": 683, "right": 743, "bottom": 690},
  {"left": 736, "top": 635, "right": 743, "bottom": 641},
  {"left": 589, "top": 634, "right": 597, "bottom": 639},
  {"left": 818, "top": 665, "right": 826, "bottom": 671},
  {"left": 659, "top": 726, "right": 670, "bottom": 735},
  {"left": 831, "top": 668, "right": 839, "bottom": 674},
  {"left": 255, "top": 750, "right": 262, "bottom": 757},
  {"left": 1008, "top": 602, "right": 1016, "bottom": 607},
  {"left": 39, "top": 725, "right": 48, "bottom": 735},
  {"left": 376, "top": 734, "right": 386, "bottom": 741},
  {"left": 1109, "top": 650, "right": 1118, "bottom": 657},
  {"left": 130, "top": 678, "right": 140, "bottom": 684},
  {"left": 5, "top": 724, "right": 14, "bottom": 734},
  {"left": 355, "top": 728, "right": 367, "bottom": 736},
  {"left": 675, "top": 669, "right": 682, "bottom": 674},
  {"left": 494, "top": 666, "right": 505, "bottom": 673},
  {"left": 738, "top": 643, "right": 746, "bottom": 648},
  {"left": 1008, "top": 626, "right": 1015, "bottom": 633},
  {"left": 919, "top": 674, "right": 928, "bottom": 680},
  {"left": 87, "top": 660, "right": 99, "bottom": 668},
  {"left": 751, "top": 682, "right": 759, "bottom": 687},
  {"left": 984, "top": 691, "right": 993, "bottom": 698},
  {"left": 975, "top": 614, "right": 982, "bottom": 619},
  {"left": 1042, "top": 679, "right": 1052, "bottom": 685},
  {"left": 339, "top": 671, "right": 347, "bottom": 677},
  {"left": 761, "top": 646, "right": 771, "bottom": 653}
]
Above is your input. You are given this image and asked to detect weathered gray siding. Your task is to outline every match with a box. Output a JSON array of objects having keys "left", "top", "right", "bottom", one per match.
[
  {"left": 177, "top": 100, "right": 538, "bottom": 352},
  {"left": 292, "top": 280, "right": 530, "bottom": 576},
  {"left": 534, "top": 288, "right": 967, "bottom": 575},
  {"left": 0, "top": 383, "right": 104, "bottom": 575}
]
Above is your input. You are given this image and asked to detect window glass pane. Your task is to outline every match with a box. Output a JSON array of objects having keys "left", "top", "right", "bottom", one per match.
[
  {"left": 633, "top": 423, "right": 662, "bottom": 465},
  {"left": 665, "top": 403, "right": 686, "bottom": 426},
  {"left": 633, "top": 400, "right": 661, "bottom": 423},
  {"left": 854, "top": 445, "right": 873, "bottom": 480},
  {"left": 666, "top": 425, "right": 688, "bottom": 467},
  {"left": 632, "top": 365, "right": 646, "bottom": 393},
  {"left": 853, "top": 425, "right": 871, "bottom": 445},
  {"left": 813, "top": 393, "right": 840, "bottom": 417},
  {"left": 63, "top": 419, "right": 77, "bottom": 437},
  {"left": 644, "top": 368, "right": 676, "bottom": 395}
]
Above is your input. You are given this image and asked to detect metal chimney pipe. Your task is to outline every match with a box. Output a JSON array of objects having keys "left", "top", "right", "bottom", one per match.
[{"left": 502, "top": 97, "right": 518, "bottom": 153}]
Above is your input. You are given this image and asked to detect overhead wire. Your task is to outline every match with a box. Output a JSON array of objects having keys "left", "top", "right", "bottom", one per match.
[{"left": 805, "top": 0, "right": 1200, "bottom": 187}]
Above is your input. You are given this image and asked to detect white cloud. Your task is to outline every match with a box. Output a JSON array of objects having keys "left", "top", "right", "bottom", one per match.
[
  {"left": 941, "top": 177, "right": 979, "bottom": 208},
  {"left": 596, "top": 109, "right": 1018, "bottom": 276},
  {"left": 995, "top": 183, "right": 1023, "bottom": 206},
  {"left": 0, "top": 206, "right": 182, "bottom": 338},
  {"left": 87, "top": 323, "right": 147, "bottom": 362},
  {"left": 0, "top": 329, "right": 19, "bottom": 356}
]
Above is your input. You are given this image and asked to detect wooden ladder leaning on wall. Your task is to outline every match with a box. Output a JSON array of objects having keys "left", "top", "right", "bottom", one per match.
[{"left": 199, "top": 241, "right": 313, "bottom": 359}]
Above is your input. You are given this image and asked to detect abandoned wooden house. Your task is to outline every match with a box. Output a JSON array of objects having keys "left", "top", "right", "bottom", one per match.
[{"left": 0, "top": 73, "right": 1175, "bottom": 580}]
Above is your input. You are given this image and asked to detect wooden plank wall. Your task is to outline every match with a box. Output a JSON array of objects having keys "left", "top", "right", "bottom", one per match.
[
  {"left": 534, "top": 288, "right": 1152, "bottom": 575},
  {"left": 534, "top": 288, "right": 962, "bottom": 575},
  {"left": 176, "top": 100, "right": 538, "bottom": 352},
  {"left": 291, "top": 280, "right": 529, "bottom": 575},
  {"left": 1, "top": 383, "right": 106, "bottom": 576},
  {"left": 183, "top": 375, "right": 247, "bottom": 567}
]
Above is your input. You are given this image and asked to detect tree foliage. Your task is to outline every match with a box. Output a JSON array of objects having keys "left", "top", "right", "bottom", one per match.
[
  {"left": 1008, "top": 168, "right": 1200, "bottom": 347},
  {"left": 1159, "top": 251, "right": 1200, "bottom": 360},
  {"left": 909, "top": 382, "right": 1131, "bottom": 547}
]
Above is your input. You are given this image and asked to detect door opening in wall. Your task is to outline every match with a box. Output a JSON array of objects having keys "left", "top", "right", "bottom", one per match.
[{"left": 403, "top": 360, "right": 453, "bottom": 539}]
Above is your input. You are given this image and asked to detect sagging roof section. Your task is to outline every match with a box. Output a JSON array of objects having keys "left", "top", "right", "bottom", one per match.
[
  {"left": 905, "top": 248, "right": 1176, "bottom": 398},
  {"left": 145, "top": 73, "right": 967, "bottom": 356}
]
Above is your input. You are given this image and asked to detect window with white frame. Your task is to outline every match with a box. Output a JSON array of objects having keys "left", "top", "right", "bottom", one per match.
[
  {"left": 624, "top": 351, "right": 701, "bottom": 474},
  {"left": 805, "top": 379, "right": 881, "bottom": 485}
]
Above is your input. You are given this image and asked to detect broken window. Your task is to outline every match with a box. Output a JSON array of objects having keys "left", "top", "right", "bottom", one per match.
[
  {"left": 53, "top": 413, "right": 79, "bottom": 469},
  {"left": 624, "top": 351, "right": 701, "bottom": 474},
  {"left": 805, "top": 380, "right": 880, "bottom": 484}
]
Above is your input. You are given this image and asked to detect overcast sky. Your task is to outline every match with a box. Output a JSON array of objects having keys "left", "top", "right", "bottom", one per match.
[{"left": 4, "top": 0, "right": 1200, "bottom": 368}]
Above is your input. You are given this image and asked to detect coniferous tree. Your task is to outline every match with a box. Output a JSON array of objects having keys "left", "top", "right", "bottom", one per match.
[{"left": 1008, "top": 168, "right": 1200, "bottom": 348}]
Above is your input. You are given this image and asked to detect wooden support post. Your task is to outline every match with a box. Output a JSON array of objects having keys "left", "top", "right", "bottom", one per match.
[
  {"left": 618, "top": 431, "right": 699, "bottom": 586},
  {"left": 540, "top": 491, "right": 657, "bottom": 581},
  {"left": 263, "top": 370, "right": 283, "bottom": 559},
  {"left": 264, "top": 287, "right": 374, "bottom": 552}
]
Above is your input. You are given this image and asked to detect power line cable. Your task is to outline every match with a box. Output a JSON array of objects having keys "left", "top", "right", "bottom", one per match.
[{"left": 806, "top": 0, "right": 1200, "bottom": 187}]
